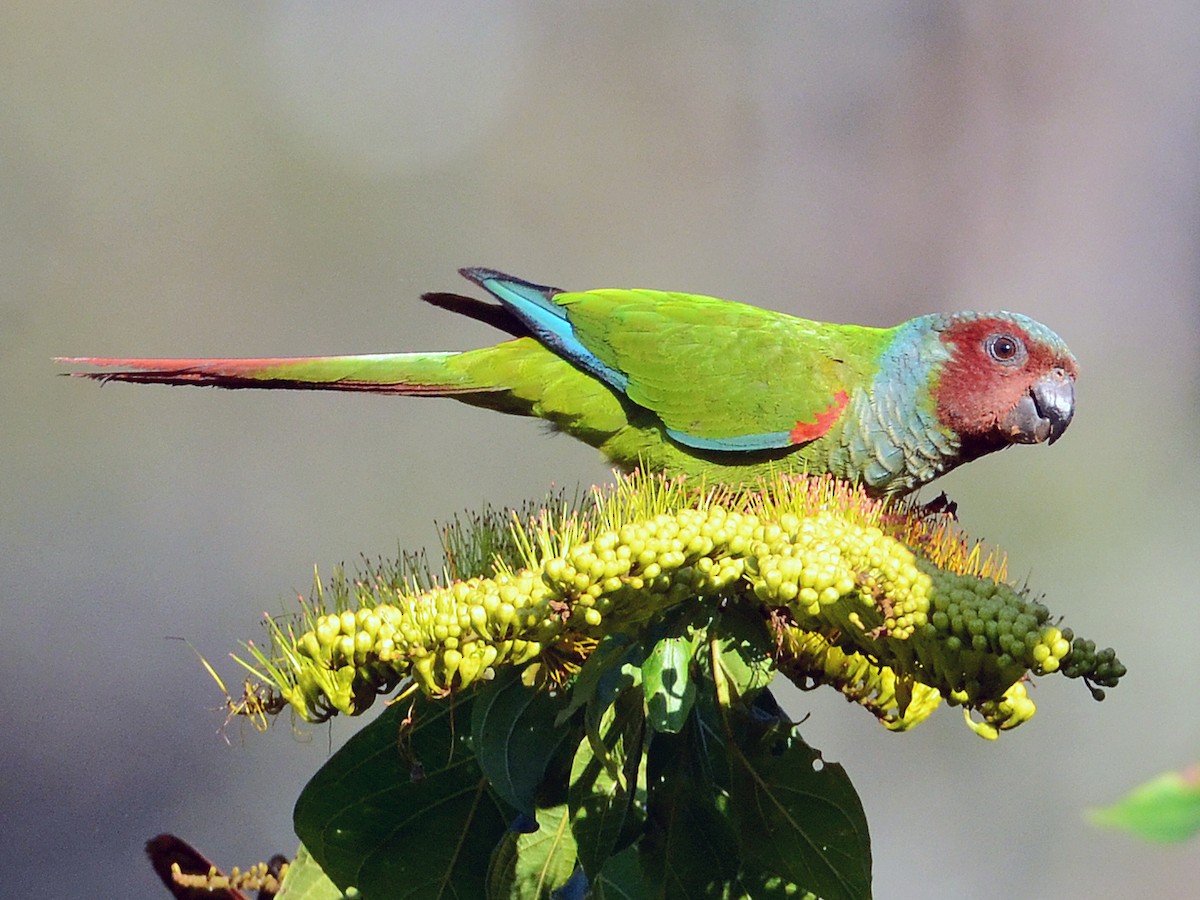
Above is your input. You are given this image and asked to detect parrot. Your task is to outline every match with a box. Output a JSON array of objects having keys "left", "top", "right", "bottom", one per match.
[{"left": 61, "top": 267, "right": 1077, "bottom": 498}]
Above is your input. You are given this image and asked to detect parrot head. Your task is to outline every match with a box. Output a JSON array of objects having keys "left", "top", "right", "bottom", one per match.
[{"left": 933, "top": 313, "right": 1077, "bottom": 459}]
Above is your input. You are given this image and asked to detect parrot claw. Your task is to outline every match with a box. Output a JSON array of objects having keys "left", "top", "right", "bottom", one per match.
[{"left": 917, "top": 492, "right": 959, "bottom": 520}]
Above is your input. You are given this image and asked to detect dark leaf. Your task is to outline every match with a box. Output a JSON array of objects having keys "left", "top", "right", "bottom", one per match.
[
  {"left": 728, "top": 712, "right": 871, "bottom": 900},
  {"left": 641, "top": 723, "right": 741, "bottom": 897},
  {"left": 591, "top": 846, "right": 650, "bottom": 900},
  {"left": 144, "top": 834, "right": 247, "bottom": 900},
  {"left": 295, "top": 694, "right": 507, "bottom": 898},
  {"left": 471, "top": 668, "right": 575, "bottom": 815}
]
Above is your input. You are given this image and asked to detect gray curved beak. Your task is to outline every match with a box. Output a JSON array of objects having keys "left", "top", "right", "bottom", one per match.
[{"left": 1004, "top": 368, "right": 1075, "bottom": 445}]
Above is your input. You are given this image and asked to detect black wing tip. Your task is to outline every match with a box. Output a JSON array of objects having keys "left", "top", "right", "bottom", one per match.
[
  {"left": 420, "top": 291, "right": 529, "bottom": 339},
  {"left": 458, "top": 266, "right": 508, "bottom": 285},
  {"left": 458, "top": 267, "right": 562, "bottom": 295}
]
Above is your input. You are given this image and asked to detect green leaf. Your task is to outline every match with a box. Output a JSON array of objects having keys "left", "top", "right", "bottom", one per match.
[
  {"left": 591, "top": 845, "right": 650, "bottom": 899},
  {"left": 1090, "top": 768, "right": 1200, "bottom": 842},
  {"left": 642, "top": 635, "right": 699, "bottom": 733},
  {"left": 583, "top": 662, "right": 643, "bottom": 765},
  {"left": 471, "top": 668, "right": 574, "bottom": 815},
  {"left": 294, "top": 693, "right": 507, "bottom": 898},
  {"left": 728, "top": 710, "right": 871, "bottom": 900},
  {"left": 639, "top": 687, "right": 866, "bottom": 900},
  {"left": 569, "top": 686, "right": 646, "bottom": 877},
  {"left": 275, "top": 845, "right": 356, "bottom": 900},
  {"left": 487, "top": 802, "right": 579, "bottom": 899}
]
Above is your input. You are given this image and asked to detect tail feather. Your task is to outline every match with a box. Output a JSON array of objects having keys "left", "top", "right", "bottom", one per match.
[{"left": 56, "top": 353, "right": 497, "bottom": 395}]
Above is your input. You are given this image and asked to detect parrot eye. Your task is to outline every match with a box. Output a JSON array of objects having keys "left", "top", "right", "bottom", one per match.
[{"left": 985, "top": 333, "right": 1025, "bottom": 365}]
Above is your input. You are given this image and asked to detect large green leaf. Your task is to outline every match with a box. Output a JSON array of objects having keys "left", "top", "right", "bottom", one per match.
[
  {"left": 294, "top": 694, "right": 507, "bottom": 898},
  {"left": 1090, "top": 768, "right": 1200, "bottom": 842},
  {"left": 556, "top": 634, "right": 642, "bottom": 729},
  {"left": 705, "top": 607, "right": 775, "bottom": 701},
  {"left": 471, "top": 668, "right": 574, "bottom": 815},
  {"left": 728, "top": 710, "right": 871, "bottom": 900},
  {"left": 639, "top": 686, "right": 867, "bottom": 900},
  {"left": 486, "top": 802, "right": 579, "bottom": 899}
]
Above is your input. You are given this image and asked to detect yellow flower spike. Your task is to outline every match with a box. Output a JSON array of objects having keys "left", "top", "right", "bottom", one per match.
[{"left": 233, "top": 470, "right": 1122, "bottom": 728}]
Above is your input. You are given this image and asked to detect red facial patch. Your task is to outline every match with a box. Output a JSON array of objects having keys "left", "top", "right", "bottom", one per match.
[
  {"left": 790, "top": 390, "right": 849, "bottom": 444},
  {"left": 935, "top": 317, "right": 1077, "bottom": 439}
]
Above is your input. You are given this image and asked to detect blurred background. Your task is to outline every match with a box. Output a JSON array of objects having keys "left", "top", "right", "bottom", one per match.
[{"left": 3, "top": 3, "right": 1198, "bottom": 897}]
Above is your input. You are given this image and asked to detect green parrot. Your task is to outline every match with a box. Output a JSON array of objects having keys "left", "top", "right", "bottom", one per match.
[{"left": 62, "top": 268, "right": 1077, "bottom": 497}]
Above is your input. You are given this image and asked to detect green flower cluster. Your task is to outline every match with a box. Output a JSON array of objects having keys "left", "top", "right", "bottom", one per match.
[
  {"left": 878, "top": 565, "right": 1071, "bottom": 705},
  {"left": 1059, "top": 637, "right": 1125, "bottom": 699}
]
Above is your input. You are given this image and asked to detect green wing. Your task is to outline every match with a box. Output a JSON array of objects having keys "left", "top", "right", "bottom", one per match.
[{"left": 552, "top": 288, "right": 888, "bottom": 451}]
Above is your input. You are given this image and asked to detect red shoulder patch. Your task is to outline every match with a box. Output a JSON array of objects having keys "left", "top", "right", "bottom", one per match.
[{"left": 789, "top": 390, "right": 849, "bottom": 444}]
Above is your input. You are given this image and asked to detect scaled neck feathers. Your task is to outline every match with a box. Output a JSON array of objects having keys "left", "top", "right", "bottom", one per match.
[{"left": 832, "top": 315, "right": 957, "bottom": 496}]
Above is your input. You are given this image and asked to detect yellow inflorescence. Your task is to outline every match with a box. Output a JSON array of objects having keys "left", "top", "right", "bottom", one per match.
[
  {"left": 268, "top": 506, "right": 754, "bottom": 716},
  {"left": 745, "top": 511, "right": 929, "bottom": 640},
  {"left": 956, "top": 682, "right": 1039, "bottom": 740},
  {"left": 261, "top": 503, "right": 940, "bottom": 721},
  {"left": 239, "top": 471, "right": 1123, "bottom": 733},
  {"left": 776, "top": 628, "right": 943, "bottom": 731},
  {"left": 168, "top": 859, "right": 287, "bottom": 895}
]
